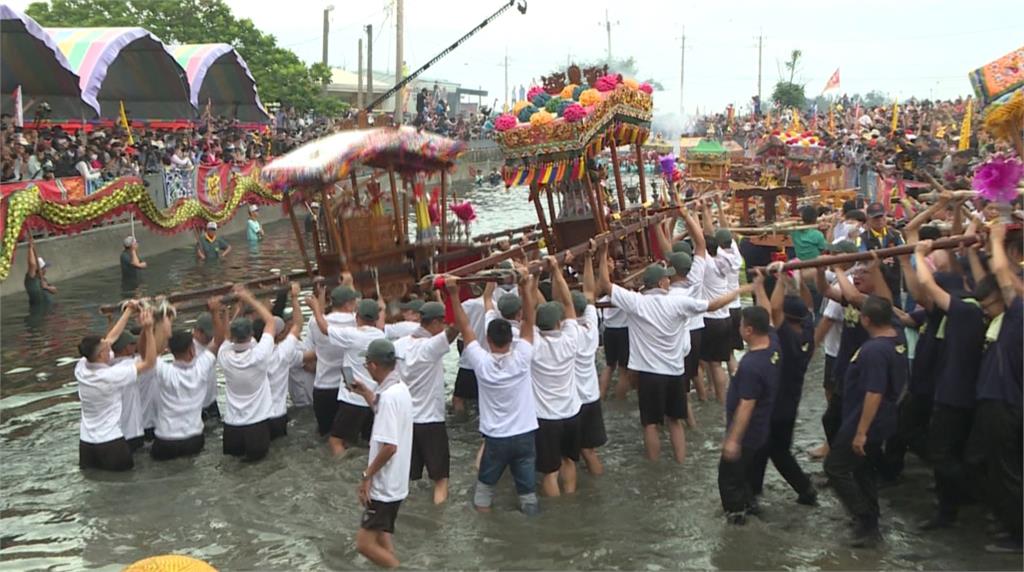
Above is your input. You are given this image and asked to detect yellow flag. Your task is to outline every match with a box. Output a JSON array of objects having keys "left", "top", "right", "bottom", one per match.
[
  {"left": 890, "top": 100, "right": 899, "bottom": 135},
  {"left": 791, "top": 108, "right": 801, "bottom": 131},
  {"left": 958, "top": 97, "right": 972, "bottom": 151},
  {"left": 119, "top": 101, "right": 135, "bottom": 146}
]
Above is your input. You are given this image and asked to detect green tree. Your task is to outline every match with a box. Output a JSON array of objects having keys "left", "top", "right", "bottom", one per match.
[
  {"left": 26, "top": 0, "right": 340, "bottom": 115},
  {"left": 772, "top": 82, "right": 805, "bottom": 109}
]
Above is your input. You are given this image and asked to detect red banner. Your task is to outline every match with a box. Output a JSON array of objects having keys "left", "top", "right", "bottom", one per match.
[
  {"left": 196, "top": 161, "right": 261, "bottom": 207},
  {"left": 0, "top": 177, "right": 84, "bottom": 201}
]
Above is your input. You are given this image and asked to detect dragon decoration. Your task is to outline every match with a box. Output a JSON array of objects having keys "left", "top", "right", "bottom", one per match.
[{"left": 0, "top": 174, "right": 282, "bottom": 281}]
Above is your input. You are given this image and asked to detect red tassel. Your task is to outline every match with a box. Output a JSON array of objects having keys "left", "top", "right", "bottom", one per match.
[{"left": 433, "top": 276, "right": 455, "bottom": 324}]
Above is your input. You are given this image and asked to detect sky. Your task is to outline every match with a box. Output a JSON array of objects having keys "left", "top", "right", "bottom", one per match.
[{"left": 9, "top": 0, "right": 1023, "bottom": 119}]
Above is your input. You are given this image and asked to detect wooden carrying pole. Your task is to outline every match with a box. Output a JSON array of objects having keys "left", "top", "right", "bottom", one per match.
[
  {"left": 759, "top": 234, "right": 981, "bottom": 273},
  {"left": 387, "top": 168, "right": 404, "bottom": 245},
  {"left": 99, "top": 269, "right": 312, "bottom": 314},
  {"left": 530, "top": 182, "right": 554, "bottom": 249},
  {"left": 544, "top": 185, "right": 559, "bottom": 251},
  {"left": 440, "top": 171, "right": 449, "bottom": 266},
  {"left": 320, "top": 186, "right": 348, "bottom": 271},
  {"left": 283, "top": 194, "right": 314, "bottom": 277},
  {"left": 609, "top": 142, "right": 627, "bottom": 211}
]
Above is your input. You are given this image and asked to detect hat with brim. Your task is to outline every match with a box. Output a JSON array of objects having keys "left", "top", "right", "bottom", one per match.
[
  {"left": 642, "top": 263, "right": 675, "bottom": 288},
  {"left": 714, "top": 228, "right": 733, "bottom": 247},
  {"left": 206, "top": 222, "right": 218, "bottom": 231},
  {"left": 112, "top": 331, "right": 137, "bottom": 352},
  {"left": 331, "top": 285, "right": 359, "bottom": 306},
  {"left": 830, "top": 240, "right": 859, "bottom": 254},
  {"left": 194, "top": 312, "right": 214, "bottom": 335},
  {"left": 497, "top": 293, "right": 523, "bottom": 318},
  {"left": 866, "top": 202, "right": 886, "bottom": 218},
  {"left": 672, "top": 241, "right": 693, "bottom": 255},
  {"left": 535, "top": 301, "right": 564, "bottom": 331},
  {"left": 230, "top": 317, "right": 253, "bottom": 340},
  {"left": 570, "top": 290, "right": 588, "bottom": 315},
  {"left": 361, "top": 338, "right": 398, "bottom": 364},
  {"left": 668, "top": 252, "right": 693, "bottom": 276},
  {"left": 356, "top": 299, "right": 380, "bottom": 321},
  {"left": 783, "top": 295, "right": 809, "bottom": 320},
  {"left": 418, "top": 301, "right": 446, "bottom": 321},
  {"left": 399, "top": 299, "right": 424, "bottom": 312}
]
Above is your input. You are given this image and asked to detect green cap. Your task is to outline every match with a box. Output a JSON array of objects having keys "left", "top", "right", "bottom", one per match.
[
  {"left": 536, "top": 301, "right": 564, "bottom": 330},
  {"left": 831, "top": 239, "right": 859, "bottom": 254},
  {"left": 111, "top": 331, "right": 137, "bottom": 352},
  {"left": 497, "top": 260, "right": 513, "bottom": 269},
  {"left": 362, "top": 338, "right": 398, "bottom": 364},
  {"left": 418, "top": 301, "right": 446, "bottom": 321},
  {"left": 672, "top": 241, "right": 693, "bottom": 255},
  {"left": 571, "top": 290, "right": 588, "bottom": 315},
  {"left": 497, "top": 293, "right": 523, "bottom": 318},
  {"left": 331, "top": 285, "right": 359, "bottom": 306},
  {"left": 538, "top": 279, "right": 553, "bottom": 302},
  {"left": 356, "top": 299, "right": 380, "bottom": 321},
  {"left": 399, "top": 299, "right": 424, "bottom": 312},
  {"left": 194, "top": 312, "right": 214, "bottom": 336},
  {"left": 230, "top": 317, "right": 254, "bottom": 341},
  {"left": 642, "top": 263, "right": 676, "bottom": 288},
  {"left": 714, "top": 228, "right": 733, "bottom": 247},
  {"left": 668, "top": 252, "right": 693, "bottom": 276}
]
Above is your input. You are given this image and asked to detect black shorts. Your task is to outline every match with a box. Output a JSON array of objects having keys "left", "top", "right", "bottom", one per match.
[
  {"left": 535, "top": 414, "right": 582, "bottom": 474},
  {"left": 223, "top": 420, "right": 271, "bottom": 462},
  {"left": 410, "top": 422, "right": 450, "bottom": 481},
  {"left": 79, "top": 438, "right": 133, "bottom": 472},
  {"left": 579, "top": 400, "right": 608, "bottom": 449},
  {"left": 313, "top": 387, "right": 341, "bottom": 436},
  {"left": 331, "top": 400, "right": 374, "bottom": 445},
  {"left": 636, "top": 371, "right": 687, "bottom": 426},
  {"left": 603, "top": 327, "right": 630, "bottom": 368},
  {"left": 269, "top": 413, "right": 288, "bottom": 440},
  {"left": 700, "top": 317, "right": 734, "bottom": 363},
  {"left": 729, "top": 307, "right": 743, "bottom": 350},
  {"left": 151, "top": 433, "right": 205, "bottom": 460},
  {"left": 360, "top": 499, "right": 402, "bottom": 533},
  {"left": 202, "top": 401, "right": 221, "bottom": 422},
  {"left": 143, "top": 427, "right": 156, "bottom": 442},
  {"left": 126, "top": 436, "right": 144, "bottom": 453},
  {"left": 453, "top": 368, "right": 478, "bottom": 400},
  {"left": 684, "top": 327, "right": 704, "bottom": 385}
]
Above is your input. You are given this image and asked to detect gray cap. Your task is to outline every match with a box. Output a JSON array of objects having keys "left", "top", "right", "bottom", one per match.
[
  {"left": 230, "top": 317, "right": 253, "bottom": 340},
  {"left": 399, "top": 299, "right": 424, "bottom": 312},
  {"left": 571, "top": 290, "right": 588, "bottom": 315},
  {"left": 331, "top": 285, "right": 359, "bottom": 306},
  {"left": 536, "top": 301, "right": 564, "bottom": 331},
  {"left": 642, "top": 263, "right": 675, "bottom": 288},
  {"left": 668, "top": 252, "right": 693, "bottom": 276},
  {"left": 206, "top": 221, "right": 218, "bottom": 231},
  {"left": 671, "top": 241, "right": 693, "bottom": 255},
  {"left": 356, "top": 299, "right": 380, "bottom": 321},
  {"left": 497, "top": 293, "right": 523, "bottom": 318},
  {"left": 123, "top": 236, "right": 136, "bottom": 248},
  {"left": 418, "top": 301, "right": 446, "bottom": 321},
  {"left": 194, "top": 312, "right": 214, "bottom": 336},
  {"left": 714, "top": 228, "right": 733, "bottom": 247},
  {"left": 831, "top": 239, "right": 859, "bottom": 254},
  {"left": 362, "top": 338, "right": 397, "bottom": 364},
  {"left": 111, "top": 331, "right": 137, "bottom": 352}
]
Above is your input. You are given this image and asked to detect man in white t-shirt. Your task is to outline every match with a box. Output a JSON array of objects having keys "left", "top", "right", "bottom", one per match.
[
  {"left": 393, "top": 302, "right": 458, "bottom": 504},
  {"left": 453, "top": 286, "right": 488, "bottom": 416},
  {"left": 568, "top": 250, "right": 606, "bottom": 475},
  {"left": 350, "top": 338, "right": 413, "bottom": 569},
  {"left": 76, "top": 304, "right": 157, "bottom": 471},
  {"left": 385, "top": 299, "right": 424, "bottom": 340},
  {"left": 152, "top": 308, "right": 224, "bottom": 460},
  {"left": 191, "top": 312, "right": 220, "bottom": 422},
  {"left": 288, "top": 321, "right": 316, "bottom": 409},
  {"left": 266, "top": 283, "right": 308, "bottom": 439},
  {"left": 531, "top": 256, "right": 584, "bottom": 497},
  {"left": 310, "top": 297, "right": 385, "bottom": 456},
  {"left": 309, "top": 283, "right": 359, "bottom": 436},
  {"left": 598, "top": 242, "right": 749, "bottom": 462},
  {"left": 218, "top": 286, "right": 277, "bottom": 462},
  {"left": 111, "top": 330, "right": 146, "bottom": 452},
  {"left": 448, "top": 270, "right": 541, "bottom": 515},
  {"left": 715, "top": 228, "right": 745, "bottom": 375}
]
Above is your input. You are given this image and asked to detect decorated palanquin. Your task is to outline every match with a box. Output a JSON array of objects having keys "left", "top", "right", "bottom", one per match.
[
  {"left": 494, "top": 65, "right": 654, "bottom": 253},
  {"left": 685, "top": 138, "right": 730, "bottom": 182}
]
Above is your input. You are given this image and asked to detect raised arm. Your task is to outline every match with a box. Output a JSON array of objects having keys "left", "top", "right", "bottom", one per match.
[
  {"left": 135, "top": 309, "right": 157, "bottom": 374},
  {"left": 518, "top": 267, "right": 536, "bottom": 345},
  {"left": 445, "top": 276, "right": 475, "bottom": 345},
  {"left": 104, "top": 303, "right": 137, "bottom": 345},
  {"left": 769, "top": 271, "right": 788, "bottom": 329},
  {"left": 546, "top": 255, "right": 576, "bottom": 320},
  {"left": 988, "top": 221, "right": 1024, "bottom": 305},
  {"left": 305, "top": 293, "right": 329, "bottom": 336},
  {"left": 596, "top": 240, "right": 612, "bottom": 297},
  {"left": 234, "top": 285, "right": 274, "bottom": 337},
  {"left": 483, "top": 281, "right": 496, "bottom": 314},
  {"left": 208, "top": 297, "right": 227, "bottom": 354},
  {"left": 582, "top": 246, "right": 596, "bottom": 304},
  {"left": 752, "top": 269, "right": 771, "bottom": 319},
  {"left": 715, "top": 194, "right": 729, "bottom": 230},
  {"left": 702, "top": 199, "right": 715, "bottom": 235},
  {"left": 708, "top": 284, "right": 755, "bottom": 312},
  {"left": 129, "top": 243, "right": 147, "bottom": 269},
  {"left": 653, "top": 215, "right": 673, "bottom": 262},
  {"left": 681, "top": 199, "right": 707, "bottom": 258},
  {"left": 833, "top": 266, "right": 866, "bottom": 307},
  {"left": 288, "top": 282, "right": 303, "bottom": 338},
  {"left": 25, "top": 234, "right": 38, "bottom": 276}
]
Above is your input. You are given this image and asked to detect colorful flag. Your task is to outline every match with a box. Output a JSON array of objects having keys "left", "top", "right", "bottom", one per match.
[
  {"left": 828, "top": 104, "right": 835, "bottom": 135},
  {"left": 554, "top": 161, "right": 567, "bottom": 182},
  {"left": 822, "top": 68, "right": 840, "bottom": 93},
  {"left": 791, "top": 108, "right": 801, "bottom": 131},
  {"left": 12, "top": 85, "right": 22, "bottom": 127},
  {"left": 539, "top": 163, "right": 554, "bottom": 185},
  {"left": 119, "top": 101, "right": 135, "bottom": 145},
  {"left": 890, "top": 99, "right": 899, "bottom": 135},
  {"left": 958, "top": 97, "right": 972, "bottom": 151}
]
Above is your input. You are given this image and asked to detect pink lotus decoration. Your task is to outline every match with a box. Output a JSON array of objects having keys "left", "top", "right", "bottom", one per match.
[
  {"left": 562, "top": 103, "right": 587, "bottom": 122},
  {"left": 451, "top": 200, "right": 477, "bottom": 223},
  {"left": 494, "top": 114, "right": 517, "bottom": 132},
  {"left": 595, "top": 74, "right": 620, "bottom": 92},
  {"left": 526, "top": 86, "right": 545, "bottom": 101},
  {"left": 972, "top": 153, "right": 1024, "bottom": 203},
  {"left": 639, "top": 83, "right": 653, "bottom": 94}
]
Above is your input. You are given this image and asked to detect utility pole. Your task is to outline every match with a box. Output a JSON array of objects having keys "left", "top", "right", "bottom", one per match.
[
  {"left": 321, "top": 5, "right": 334, "bottom": 83},
  {"left": 357, "top": 38, "right": 364, "bottom": 108},
  {"left": 504, "top": 49, "right": 509, "bottom": 112},
  {"left": 757, "top": 33, "right": 763, "bottom": 105},
  {"left": 394, "top": 0, "right": 404, "bottom": 123},
  {"left": 598, "top": 9, "right": 618, "bottom": 64},
  {"left": 366, "top": 24, "right": 374, "bottom": 110},
  {"left": 679, "top": 26, "right": 685, "bottom": 119}
]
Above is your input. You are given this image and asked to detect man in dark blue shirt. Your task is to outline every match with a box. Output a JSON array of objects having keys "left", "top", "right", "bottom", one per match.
[
  {"left": 718, "top": 305, "right": 779, "bottom": 525},
  {"left": 824, "top": 295, "right": 908, "bottom": 548}
]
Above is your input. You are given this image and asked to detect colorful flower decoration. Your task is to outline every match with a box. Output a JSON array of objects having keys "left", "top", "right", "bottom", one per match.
[
  {"left": 451, "top": 200, "right": 477, "bottom": 223},
  {"left": 494, "top": 113, "right": 517, "bottom": 132},
  {"left": 562, "top": 103, "right": 587, "bottom": 122},
  {"left": 560, "top": 84, "right": 578, "bottom": 99},
  {"left": 517, "top": 104, "right": 538, "bottom": 123},
  {"left": 972, "top": 153, "right": 1024, "bottom": 203},
  {"left": 623, "top": 78, "right": 639, "bottom": 90},
  {"left": 529, "top": 110, "right": 555, "bottom": 126},
  {"left": 595, "top": 74, "right": 620, "bottom": 92},
  {"left": 512, "top": 100, "right": 531, "bottom": 115},
  {"left": 530, "top": 92, "right": 551, "bottom": 108},
  {"left": 579, "top": 88, "right": 602, "bottom": 107},
  {"left": 544, "top": 96, "right": 562, "bottom": 113},
  {"left": 554, "top": 99, "right": 573, "bottom": 117},
  {"left": 526, "top": 86, "right": 546, "bottom": 101},
  {"left": 639, "top": 83, "right": 653, "bottom": 94},
  {"left": 572, "top": 85, "right": 585, "bottom": 100}
]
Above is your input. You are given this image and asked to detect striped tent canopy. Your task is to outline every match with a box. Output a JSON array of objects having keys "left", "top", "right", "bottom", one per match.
[
  {"left": 0, "top": 5, "right": 95, "bottom": 119},
  {"left": 45, "top": 27, "right": 192, "bottom": 120},
  {"left": 171, "top": 44, "right": 269, "bottom": 123}
]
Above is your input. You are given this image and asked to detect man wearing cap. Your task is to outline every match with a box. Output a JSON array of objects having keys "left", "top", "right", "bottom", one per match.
[
  {"left": 861, "top": 201, "right": 904, "bottom": 302},
  {"left": 349, "top": 338, "right": 413, "bottom": 568},
  {"left": 385, "top": 298, "right": 424, "bottom": 340},
  {"left": 697, "top": 209, "right": 734, "bottom": 403},
  {"left": 152, "top": 300, "right": 226, "bottom": 461},
  {"left": 483, "top": 280, "right": 523, "bottom": 339},
  {"left": 24, "top": 234, "right": 57, "bottom": 308},
  {"left": 218, "top": 286, "right": 277, "bottom": 462},
  {"left": 192, "top": 311, "right": 222, "bottom": 421},
  {"left": 196, "top": 222, "right": 231, "bottom": 261},
  {"left": 308, "top": 282, "right": 358, "bottom": 436},
  {"left": 76, "top": 304, "right": 158, "bottom": 471},
  {"left": 393, "top": 301, "right": 459, "bottom": 504},
  {"left": 110, "top": 329, "right": 146, "bottom": 452},
  {"left": 309, "top": 296, "right": 386, "bottom": 456},
  {"left": 246, "top": 205, "right": 264, "bottom": 243},
  {"left": 120, "top": 236, "right": 147, "bottom": 288},
  {"left": 569, "top": 250, "right": 606, "bottom": 475},
  {"left": 597, "top": 241, "right": 749, "bottom": 462},
  {"left": 265, "top": 283, "right": 307, "bottom": 439},
  {"left": 714, "top": 226, "right": 745, "bottom": 374},
  {"left": 453, "top": 284, "right": 489, "bottom": 417},
  {"left": 448, "top": 268, "right": 541, "bottom": 515}
]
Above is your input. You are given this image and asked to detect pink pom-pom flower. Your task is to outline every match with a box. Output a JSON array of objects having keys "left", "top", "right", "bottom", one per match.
[
  {"left": 494, "top": 114, "right": 517, "bottom": 132},
  {"left": 972, "top": 153, "right": 1024, "bottom": 203},
  {"left": 451, "top": 201, "right": 477, "bottom": 223},
  {"left": 639, "top": 83, "right": 653, "bottom": 94},
  {"left": 526, "top": 86, "right": 545, "bottom": 101},
  {"left": 562, "top": 103, "right": 587, "bottom": 122},
  {"left": 595, "top": 74, "right": 620, "bottom": 92}
]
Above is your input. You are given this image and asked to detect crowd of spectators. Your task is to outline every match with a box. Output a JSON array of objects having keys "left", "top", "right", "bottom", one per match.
[{"left": 412, "top": 84, "right": 490, "bottom": 140}]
